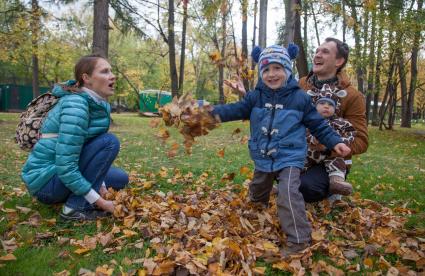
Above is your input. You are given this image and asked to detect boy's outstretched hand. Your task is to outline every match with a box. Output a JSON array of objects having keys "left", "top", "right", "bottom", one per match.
[
  {"left": 333, "top": 143, "right": 351, "bottom": 157},
  {"left": 224, "top": 76, "right": 246, "bottom": 96}
]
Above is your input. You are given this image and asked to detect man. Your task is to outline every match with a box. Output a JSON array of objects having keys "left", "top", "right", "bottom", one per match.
[{"left": 298, "top": 37, "right": 368, "bottom": 202}]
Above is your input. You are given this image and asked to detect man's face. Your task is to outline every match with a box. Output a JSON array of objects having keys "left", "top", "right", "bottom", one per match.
[{"left": 312, "top": 41, "right": 344, "bottom": 79}]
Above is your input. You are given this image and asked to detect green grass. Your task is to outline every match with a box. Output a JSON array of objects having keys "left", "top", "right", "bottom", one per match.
[{"left": 0, "top": 112, "right": 424, "bottom": 274}]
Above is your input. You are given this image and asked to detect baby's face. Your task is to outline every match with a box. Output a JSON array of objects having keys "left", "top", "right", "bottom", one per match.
[
  {"left": 316, "top": 101, "right": 335, "bottom": 118},
  {"left": 262, "top": 64, "right": 287, "bottom": 90}
]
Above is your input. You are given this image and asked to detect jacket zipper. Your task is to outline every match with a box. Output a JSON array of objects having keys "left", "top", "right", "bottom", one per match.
[{"left": 264, "top": 92, "right": 277, "bottom": 171}]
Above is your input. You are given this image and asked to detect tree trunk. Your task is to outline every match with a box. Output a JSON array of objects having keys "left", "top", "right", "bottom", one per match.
[
  {"left": 293, "top": 0, "right": 308, "bottom": 77},
  {"left": 342, "top": 0, "right": 346, "bottom": 43},
  {"left": 241, "top": 0, "right": 249, "bottom": 90},
  {"left": 378, "top": 52, "right": 396, "bottom": 130},
  {"left": 31, "top": 0, "right": 40, "bottom": 98},
  {"left": 406, "top": 0, "right": 423, "bottom": 128},
  {"left": 250, "top": 0, "right": 258, "bottom": 88},
  {"left": 258, "top": 0, "right": 267, "bottom": 48},
  {"left": 93, "top": 0, "right": 109, "bottom": 58},
  {"left": 168, "top": 0, "right": 179, "bottom": 97},
  {"left": 365, "top": 6, "right": 376, "bottom": 125},
  {"left": 398, "top": 47, "right": 409, "bottom": 127},
  {"left": 302, "top": 0, "right": 308, "bottom": 51},
  {"left": 218, "top": 0, "right": 228, "bottom": 104},
  {"left": 348, "top": 0, "right": 365, "bottom": 94},
  {"left": 283, "top": 0, "right": 296, "bottom": 46},
  {"left": 311, "top": 2, "right": 320, "bottom": 46},
  {"left": 178, "top": 0, "right": 188, "bottom": 93},
  {"left": 371, "top": 0, "right": 384, "bottom": 126}
]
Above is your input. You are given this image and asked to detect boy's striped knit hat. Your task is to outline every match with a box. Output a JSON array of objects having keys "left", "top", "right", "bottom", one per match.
[{"left": 251, "top": 43, "right": 299, "bottom": 79}]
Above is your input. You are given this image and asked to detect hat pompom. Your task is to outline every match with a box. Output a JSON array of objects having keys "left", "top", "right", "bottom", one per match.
[
  {"left": 287, "top": 43, "right": 299, "bottom": 60},
  {"left": 251, "top": 46, "right": 262, "bottom": 63}
]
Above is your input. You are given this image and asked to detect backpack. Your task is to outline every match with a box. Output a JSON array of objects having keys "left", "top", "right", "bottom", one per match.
[{"left": 15, "top": 92, "right": 59, "bottom": 151}]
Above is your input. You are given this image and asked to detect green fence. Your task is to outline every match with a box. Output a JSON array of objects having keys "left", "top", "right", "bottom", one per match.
[
  {"left": 139, "top": 90, "right": 172, "bottom": 113},
  {"left": 0, "top": 84, "right": 49, "bottom": 111}
]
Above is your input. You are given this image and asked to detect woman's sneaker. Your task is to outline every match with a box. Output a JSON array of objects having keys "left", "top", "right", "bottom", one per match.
[{"left": 60, "top": 206, "right": 109, "bottom": 221}]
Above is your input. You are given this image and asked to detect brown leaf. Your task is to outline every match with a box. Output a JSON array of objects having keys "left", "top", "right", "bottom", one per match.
[
  {"left": 363, "top": 257, "right": 374, "bottom": 268},
  {"left": 143, "top": 258, "right": 157, "bottom": 274},
  {"left": 149, "top": 118, "right": 161, "bottom": 128},
  {"left": 77, "top": 268, "right": 95, "bottom": 276},
  {"left": 1, "top": 238, "right": 18, "bottom": 253},
  {"left": 74, "top": 248, "right": 90, "bottom": 255},
  {"left": 98, "top": 233, "right": 113, "bottom": 247},
  {"left": 0, "top": 253, "right": 16, "bottom": 261},
  {"left": 153, "top": 260, "right": 175, "bottom": 275},
  {"left": 217, "top": 148, "right": 225, "bottom": 158},
  {"left": 15, "top": 206, "right": 32, "bottom": 214},
  {"left": 53, "top": 270, "right": 70, "bottom": 276},
  {"left": 95, "top": 265, "right": 113, "bottom": 276}
]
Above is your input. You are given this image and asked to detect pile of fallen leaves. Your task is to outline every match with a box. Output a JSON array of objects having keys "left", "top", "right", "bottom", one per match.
[
  {"left": 99, "top": 177, "right": 424, "bottom": 275},
  {"left": 1, "top": 179, "right": 424, "bottom": 275},
  {"left": 158, "top": 94, "right": 219, "bottom": 154}
]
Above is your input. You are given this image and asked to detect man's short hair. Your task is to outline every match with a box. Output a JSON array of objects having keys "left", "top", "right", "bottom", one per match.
[{"left": 324, "top": 37, "right": 349, "bottom": 72}]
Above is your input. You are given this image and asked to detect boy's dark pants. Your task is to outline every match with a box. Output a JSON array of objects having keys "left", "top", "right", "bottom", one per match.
[{"left": 249, "top": 167, "right": 311, "bottom": 244}]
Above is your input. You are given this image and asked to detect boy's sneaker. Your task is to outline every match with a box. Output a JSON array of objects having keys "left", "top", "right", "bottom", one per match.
[
  {"left": 280, "top": 242, "right": 310, "bottom": 258},
  {"left": 60, "top": 207, "right": 109, "bottom": 221},
  {"left": 329, "top": 175, "right": 353, "bottom": 196}
]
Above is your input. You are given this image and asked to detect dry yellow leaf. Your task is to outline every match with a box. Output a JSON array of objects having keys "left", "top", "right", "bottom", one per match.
[
  {"left": 0, "top": 253, "right": 16, "bottom": 261},
  {"left": 74, "top": 248, "right": 90, "bottom": 255}
]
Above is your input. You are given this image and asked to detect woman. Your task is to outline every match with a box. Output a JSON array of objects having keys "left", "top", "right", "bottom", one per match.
[{"left": 21, "top": 54, "right": 129, "bottom": 221}]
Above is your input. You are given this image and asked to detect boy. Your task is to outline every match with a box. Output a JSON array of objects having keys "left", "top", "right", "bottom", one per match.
[
  {"left": 210, "top": 45, "right": 351, "bottom": 256},
  {"left": 305, "top": 84, "right": 356, "bottom": 197}
]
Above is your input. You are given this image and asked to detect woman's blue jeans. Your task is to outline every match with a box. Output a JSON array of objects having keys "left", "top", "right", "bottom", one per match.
[{"left": 34, "top": 133, "right": 129, "bottom": 211}]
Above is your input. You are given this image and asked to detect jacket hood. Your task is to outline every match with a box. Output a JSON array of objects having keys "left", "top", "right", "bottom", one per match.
[{"left": 52, "top": 80, "right": 84, "bottom": 98}]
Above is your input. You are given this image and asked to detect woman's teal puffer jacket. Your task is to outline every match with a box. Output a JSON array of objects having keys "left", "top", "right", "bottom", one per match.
[{"left": 21, "top": 81, "right": 111, "bottom": 196}]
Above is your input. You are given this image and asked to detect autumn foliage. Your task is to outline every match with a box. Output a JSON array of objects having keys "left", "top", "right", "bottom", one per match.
[
  {"left": 158, "top": 94, "right": 219, "bottom": 154},
  {"left": 97, "top": 177, "right": 424, "bottom": 275}
]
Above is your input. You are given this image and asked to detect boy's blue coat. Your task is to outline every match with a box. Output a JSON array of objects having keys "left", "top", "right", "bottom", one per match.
[
  {"left": 212, "top": 78, "right": 342, "bottom": 172},
  {"left": 21, "top": 80, "right": 111, "bottom": 196}
]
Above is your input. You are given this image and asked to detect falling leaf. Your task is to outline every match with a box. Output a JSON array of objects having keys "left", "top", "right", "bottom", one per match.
[
  {"left": 209, "top": 51, "right": 222, "bottom": 63},
  {"left": 156, "top": 128, "right": 170, "bottom": 141},
  {"left": 232, "top": 128, "right": 241, "bottom": 136},
  {"left": 149, "top": 118, "right": 161, "bottom": 128}
]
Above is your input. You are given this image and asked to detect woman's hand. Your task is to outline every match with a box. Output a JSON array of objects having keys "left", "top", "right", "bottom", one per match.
[
  {"left": 95, "top": 197, "right": 115, "bottom": 213},
  {"left": 333, "top": 143, "right": 351, "bottom": 157},
  {"left": 99, "top": 184, "right": 108, "bottom": 198}
]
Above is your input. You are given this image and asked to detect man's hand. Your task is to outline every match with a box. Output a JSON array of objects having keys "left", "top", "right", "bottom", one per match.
[
  {"left": 224, "top": 77, "right": 246, "bottom": 96},
  {"left": 333, "top": 143, "right": 351, "bottom": 157},
  {"left": 95, "top": 197, "right": 115, "bottom": 213}
]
